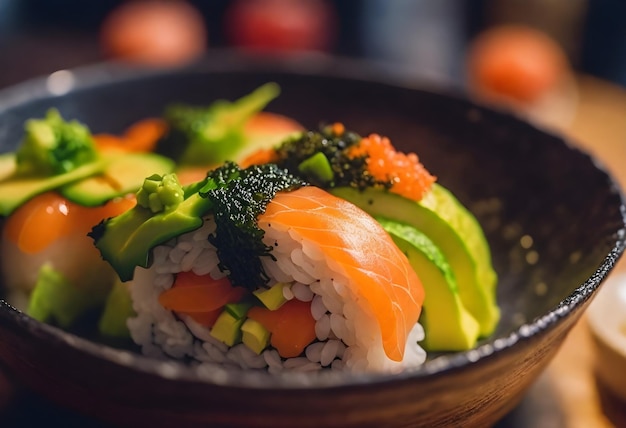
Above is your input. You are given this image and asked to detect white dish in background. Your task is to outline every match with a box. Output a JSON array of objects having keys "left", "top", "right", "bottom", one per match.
[{"left": 587, "top": 272, "right": 626, "bottom": 402}]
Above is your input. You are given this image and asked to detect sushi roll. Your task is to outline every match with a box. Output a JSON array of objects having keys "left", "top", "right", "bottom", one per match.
[{"left": 91, "top": 162, "right": 427, "bottom": 373}]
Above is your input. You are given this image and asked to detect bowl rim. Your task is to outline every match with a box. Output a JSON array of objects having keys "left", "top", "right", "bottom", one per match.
[{"left": 0, "top": 51, "right": 625, "bottom": 389}]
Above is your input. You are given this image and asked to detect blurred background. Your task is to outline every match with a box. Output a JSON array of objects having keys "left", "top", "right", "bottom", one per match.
[
  {"left": 0, "top": 1, "right": 626, "bottom": 426},
  {"left": 0, "top": 0, "right": 623, "bottom": 87},
  {"left": 0, "top": 0, "right": 625, "bottom": 131}
]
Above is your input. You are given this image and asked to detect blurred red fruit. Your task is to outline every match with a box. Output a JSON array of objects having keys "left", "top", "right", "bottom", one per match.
[
  {"left": 224, "top": 0, "right": 337, "bottom": 53},
  {"left": 467, "top": 24, "right": 569, "bottom": 103}
]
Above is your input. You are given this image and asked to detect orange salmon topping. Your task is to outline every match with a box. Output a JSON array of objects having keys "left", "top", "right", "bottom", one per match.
[
  {"left": 348, "top": 134, "right": 436, "bottom": 201},
  {"left": 247, "top": 299, "right": 316, "bottom": 358},
  {"left": 4, "top": 192, "right": 136, "bottom": 254}
]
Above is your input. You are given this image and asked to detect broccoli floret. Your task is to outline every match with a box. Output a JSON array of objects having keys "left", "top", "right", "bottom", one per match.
[
  {"left": 273, "top": 124, "right": 391, "bottom": 190},
  {"left": 16, "top": 109, "right": 98, "bottom": 176},
  {"left": 136, "top": 173, "right": 184, "bottom": 214},
  {"left": 161, "top": 83, "right": 280, "bottom": 166}
]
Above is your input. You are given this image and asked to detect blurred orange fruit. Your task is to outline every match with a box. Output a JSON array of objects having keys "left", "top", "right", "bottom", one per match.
[
  {"left": 100, "top": 0, "right": 207, "bottom": 66},
  {"left": 467, "top": 25, "right": 569, "bottom": 103}
]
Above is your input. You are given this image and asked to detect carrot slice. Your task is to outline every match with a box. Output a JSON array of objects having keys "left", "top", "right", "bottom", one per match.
[
  {"left": 93, "top": 118, "right": 167, "bottom": 154},
  {"left": 123, "top": 118, "right": 167, "bottom": 153},
  {"left": 185, "top": 309, "right": 222, "bottom": 327},
  {"left": 93, "top": 133, "right": 128, "bottom": 153},
  {"left": 244, "top": 112, "right": 303, "bottom": 137},
  {"left": 158, "top": 272, "right": 246, "bottom": 313},
  {"left": 176, "top": 166, "right": 212, "bottom": 185},
  {"left": 239, "top": 148, "right": 279, "bottom": 168},
  {"left": 248, "top": 299, "right": 316, "bottom": 358}
]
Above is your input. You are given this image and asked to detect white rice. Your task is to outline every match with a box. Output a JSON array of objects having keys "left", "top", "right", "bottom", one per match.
[{"left": 127, "top": 216, "right": 426, "bottom": 373}]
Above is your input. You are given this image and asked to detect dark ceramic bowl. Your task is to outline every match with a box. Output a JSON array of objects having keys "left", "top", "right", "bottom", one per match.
[{"left": 0, "top": 53, "right": 624, "bottom": 428}]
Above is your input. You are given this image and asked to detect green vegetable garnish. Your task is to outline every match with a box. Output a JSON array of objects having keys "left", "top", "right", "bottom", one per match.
[
  {"left": 161, "top": 83, "right": 280, "bottom": 166},
  {"left": 27, "top": 263, "right": 109, "bottom": 328},
  {"left": 16, "top": 108, "right": 98, "bottom": 176},
  {"left": 136, "top": 173, "right": 185, "bottom": 214}
]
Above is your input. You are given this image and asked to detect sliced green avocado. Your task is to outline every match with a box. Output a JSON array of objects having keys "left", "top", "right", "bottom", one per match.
[
  {"left": 98, "top": 278, "right": 135, "bottom": 338},
  {"left": 27, "top": 263, "right": 110, "bottom": 328},
  {"left": 331, "top": 184, "right": 499, "bottom": 336},
  {"left": 61, "top": 153, "right": 175, "bottom": 206},
  {"left": 0, "top": 158, "right": 109, "bottom": 216},
  {"left": 90, "top": 191, "right": 212, "bottom": 282},
  {"left": 211, "top": 310, "right": 245, "bottom": 346},
  {"left": 0, "top": 153, "right": 16, "bottom": 181},
  {"left": 241, "top": 318, "right": 271, "bottom": 355},
  {"left": 253, "top": 282, "right": 289, "bottom": 310},
  {"left": 224, "top": 301, "right": 253, "bottom": 319},
  {"left": 377, "top": 217, "right": 480, "bottom": 351}
]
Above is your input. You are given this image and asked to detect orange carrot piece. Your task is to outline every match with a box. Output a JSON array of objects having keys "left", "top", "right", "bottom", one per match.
[
  {"left": 93, "top": 133, "right": 128, "bottom": 153},
  {"left": 244, "top": 112, "right": 303, "bottom": 136},
  {"left": 185, "top": 309, "right": 222, "bottom": 328},
  {"left": 123, "top": 118, "right": 168, "bottom": 153},
  {"left": 239, "top": 148, "right": 279, "bottom": 168},
  {"left": 158, "top": 272, "right": 246, "bottom": 313},
  {"left": 175, "top": 167, "right": 211, "bottom": 185},
  {"left": 248, "top": 299, "right": 316, "bottom": 358}
]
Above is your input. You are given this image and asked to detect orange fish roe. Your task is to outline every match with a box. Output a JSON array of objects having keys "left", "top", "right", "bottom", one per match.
[{"left": 348, "top": 134, "right": 436, "bottom": 201}]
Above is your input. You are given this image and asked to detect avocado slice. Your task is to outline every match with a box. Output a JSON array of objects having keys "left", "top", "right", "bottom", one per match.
[
  {"left": 98, "top": 278, "right": 135, "bottom": 338},
  {"left": 331, "top": 184, "right": 499, "bottom": 336},
  {"left": 253, "top": 282, "right": 289, "bottom": 310},
  {"left": 27, "top": 263, "right": 110, "bottom": 328},
  {"left": 90, "top": 190, "right": 213, "bottom": 282},
  {"left": 0, "top": 158, "right": 109, "bottom": 216},
  {"left": 61, "top": 153, "right": 175, "bottom": 207},
  {"left": 241, "top": 318, "right": 271, "bottom": 355},
  {"left": 377, "top": 217, "right": 480, "bottom": 351},
  {"left": 211, "top": 310, "right": 245, "bottom": 346},
  {"left": 224, "top": 301, "right": 253, "bottom": 319},
  {"left": 0, "top": 153, "right": 16, "bottom": 181}
]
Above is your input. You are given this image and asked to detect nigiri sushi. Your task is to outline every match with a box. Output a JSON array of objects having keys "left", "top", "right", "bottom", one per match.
[
  {"left": 0, "top": 109, "right": 173, "bottom": 328},
  {"left": 91, "top": 163, "right": 427, "bottom": 373}
]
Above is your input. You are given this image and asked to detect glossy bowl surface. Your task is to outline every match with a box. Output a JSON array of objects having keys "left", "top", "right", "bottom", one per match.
[{"left": 0, "top": 53, "right": 624, "bottom": 428}]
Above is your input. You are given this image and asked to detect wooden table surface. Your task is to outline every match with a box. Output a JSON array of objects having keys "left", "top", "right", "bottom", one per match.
[{"left": 542, "top": 74, "right": 626, "bottom": 428}]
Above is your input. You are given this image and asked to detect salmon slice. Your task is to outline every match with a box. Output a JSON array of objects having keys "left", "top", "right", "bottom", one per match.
[{"left": 258, "top": 186, "right": 425, "bottom": 361}]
